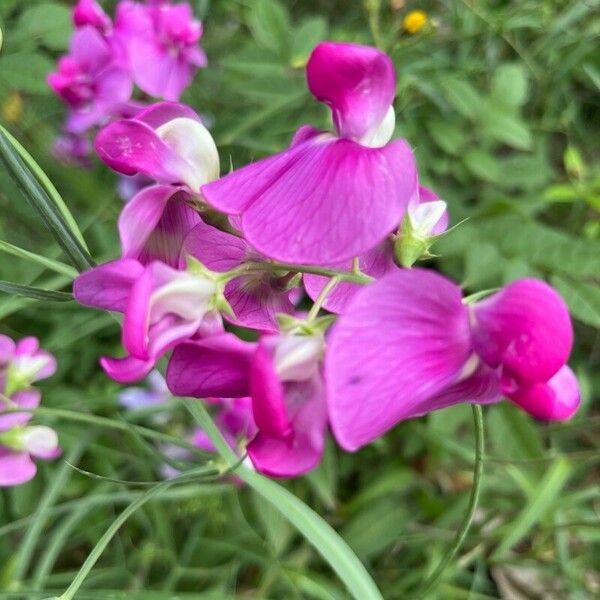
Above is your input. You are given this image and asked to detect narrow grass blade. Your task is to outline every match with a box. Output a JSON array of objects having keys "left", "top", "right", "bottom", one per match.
[
  {"left": 183, "top": 398, "right": 384, "bottom": 600},
  {"left": 0, "top": 127, "right": 93, "bottom": 271},
  {"left": 0, "top": 280, "right": 72, "bottom": 302},
  {"left": 491, "top": 457, "right": 572, "bottom": 559},
  {"left": 0, "top": 239, "right": 78, "bottom": 278},
  {"left": 0, "top": 125, "right": 89, "bottom": 252}
]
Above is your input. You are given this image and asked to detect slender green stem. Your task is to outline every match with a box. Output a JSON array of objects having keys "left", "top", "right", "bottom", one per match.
[
  {"left": 417, "top": 404, "right": 485, "bottom": 598},
  {"left": 0, "top": 403, "right": 208, "bottom": 457},
  {"left": 12, "top": 441, "right": 88, "bottom": 585},
  {"left": 57, "top": 467, "right": 212, "bottom": 600},
  {"left": 241, "top": 261, "right": 373, "bottom": 285},
  {"left": 307, "top": 275, "right": 341, "bottom": 321}
]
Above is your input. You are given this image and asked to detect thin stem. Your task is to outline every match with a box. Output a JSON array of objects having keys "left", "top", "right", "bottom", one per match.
[
  {"left": 307, "top": 275, "right": 341, "bottom": 321},
  {"left": 417, "top": 404, "right": 485, "bottom": 598},
  {"left": 0, "top": 403, "right": 208, "bottom": 458},
  {"left": 242, "top": 261, "right": 373, "bottom": 285}
]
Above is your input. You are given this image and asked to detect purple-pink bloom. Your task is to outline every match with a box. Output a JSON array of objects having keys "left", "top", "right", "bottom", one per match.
[
  {"left": 118, "top": 370, "right": 169, "bottom": 410},
  {"left": 48, "top": 26, "right": 133, "bottom": 134},
  {"left": 73, "top": 0, "right": 111, "bottom": 33},
  {"left": 167, "top": 331, "right": 328, "bottom": 477},
  {"left": 0, "top": 426, "right": 61, "bottom": 487},
  {"left": 119, "top": 184, "right": 200, "bottom": 267},
  {"left": 326, "top": 269, "right": 580, "bottom": 451},
  {"left": 114, "top": 0, "right": 207, "bottom": 101},
  {"left": 182, "top": 221, "right": 296, "bottom": 331},
  {"left": 95, "top": 102, "right": 218, "bottom": 192},
  {"left": 74, "top": 259, "right": 223, "bottom": 383},
  {"left": 52, "top": 133, "right": 92, "bottom": 168},
  {"left": 201, "top": 42, "right": 417, "bottom": 265}
]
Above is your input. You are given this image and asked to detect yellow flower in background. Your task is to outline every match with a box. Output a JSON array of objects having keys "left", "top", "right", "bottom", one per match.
[
  {"left": 2, "top": 92, "right": 23, "bottom": 123},
  {"left": 403, "top": 9, "right": 428, "bottom": 34}
]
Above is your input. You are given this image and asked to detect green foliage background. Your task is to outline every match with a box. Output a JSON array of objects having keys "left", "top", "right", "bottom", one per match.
[{"left": 0, "top": 0, "right": 598, "bottom": 598}]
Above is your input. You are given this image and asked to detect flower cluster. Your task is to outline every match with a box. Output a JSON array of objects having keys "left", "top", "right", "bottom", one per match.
[
  {"left": 75, "top": 41, "right": 580, "bottom": 478},
  {"left": 0, "top": 335, "right": 60, "bottom": 486},
  {"left": 48, "top": 0, "right": 206, "bottom": 165}
]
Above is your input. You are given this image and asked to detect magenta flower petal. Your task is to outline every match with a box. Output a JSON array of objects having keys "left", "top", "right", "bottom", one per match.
[
  {"left": 0, "top": 448, "right": 36, "bottom": 487},
  {"left": 0, "top": 334, "right": 16, "bottom": 364},
  {"left": 250, "top": 341, "right": 291, "bottom": 437},
  {"left": 303, "top": 239, "right": 396, "bottom": 313},
  {"left": 94, "top": 120, "right": 194, "bottom": 182},
  {"left": 247, "top": 378, "right": 327, "bottom": 477},
  {"left": 472, "top": 279, "right": 574, "bottom": 385},
  {"left": 326, "top": 269, "right": 472, "bottom": 451},
  {"left": 307, "top": 42, "right": 395, "bottom": 143},
  {"left": 202, "top": 136, "right": 417, "bottom": 264},
  {"left": 74, "top": 259, "right": 144, "bottom": 313},
  {"left": 119, "top": 185, "right": 200, "bottom": 267},
  {"left": 73, "top": 0, "right": 111, "bottom": 32},
  {"left": 166, "top": 334, "right": 255, "bottom": 398},
  {"left": 507, "top": 365, "right": 580, "bottom": 421},
  {"left": 135, "top": 101, "right": 201, "bottom": 129},
  {"left": 0, "top": 390, "right": 41, "bottom": 432},
  {"left": 100, "top": 355, "right": 155, "bottom": 384}
]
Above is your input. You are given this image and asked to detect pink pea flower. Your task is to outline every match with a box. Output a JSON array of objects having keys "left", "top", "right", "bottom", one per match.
[
  {"left": 95, "top": 102, "right": 219, "bottom": 191},
  {"left": 48, "top": 26, "right": 133, "bottom": 134},
  {"left": 201, "top": 41, "right": 418, "bottom": 265},
  {"left": 326, "top": 269, "right": 580, "bottom": 451},
  {"left": 304, "top": 185, "right": 448, "bottom": 313},
  {"left": 73, "top": 0, "right": 111, "bottom": 34},
  {"left": 73, "top": 259, "right": 224, "bottom": 383},
  {"left": 182, "top": 220, "right": 296, "bottom": 332},
  {"left": 114, "top": 0, "right": 207, "bottom": 101},
  {"left": 167, "top": 331, "right": 328, "bottom": 477},
  {"left": 0, "top": 426, "right": 61, "bottom": 487}
]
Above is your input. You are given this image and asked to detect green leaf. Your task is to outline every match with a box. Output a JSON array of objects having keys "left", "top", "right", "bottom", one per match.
[
  {"left": 291, "top": 16, "right": 327, "bottom": 67},
  {"left": 248, "top": 0, "right": 292, "bottom": 59},
  {"left": 0, "top": 239, "right": 78, "bottom": 278},
  {"left": 0, "top": 52, "right": 55, "bottom": 94},
  {"left": 17, "top": 2, "right": 72, "bottom": 51},
  {"left": 480, "top": 107, "right": 532, "bottom": 150},
  {"left": 551, "top": 275, "right": 600, "bottom": 328},
  {"left": 438, "top": 76, "right": 483, "bottom": 118},
  {"left": 183, "top": 399, "right": 383, "bottom": 600},
  {"left": 491, "top": 64, "right": 528, "bottom": 108},
  {"left": 464, "top": 148, "right": 501, "bottom": 182},
  {"left": 492, "top": 458, "right": 572, "bottom": 559},
  {"left": 0, "top": 280, "right": 72, "bottom": 302},
  {"left": 0, "top": 126, "right": 93, "bottom": 271},
  {"left": 427, "top": 119, "right": 467, "bottom": 156}
]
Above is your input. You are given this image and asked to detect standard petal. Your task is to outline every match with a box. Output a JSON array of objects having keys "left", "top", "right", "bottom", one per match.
[
  {"left": 507, "top": 365, "right": 580, "bottom": 421},
  {"left": 0, "top": 449, "right": 36, "bottom": 487},
  {"left": 472, "top": 279, "right": 574, "bottom": 385},
  {"left": 119, "top": 185, "right": 200, "bottom": 267},
  {"left": 202, "top": 136, "right": 417, "bottom": 264},
  {"left": 74, "top": 259, "right": 144, "bottom": 312},
  {"left": 325, "top": 268, "right": 472, "bottom": 451},
  {"left": 306, "top": 42, "right": 396, "bottom": 144},
  {"left": 166, "top": 334, "right": 255, "bottom": 398},
  {"left": 303, "top": 239, "right": 396, "bottom": 313},
  {"left": 135, "top": 101, "right": 201, "bottom": 129}
]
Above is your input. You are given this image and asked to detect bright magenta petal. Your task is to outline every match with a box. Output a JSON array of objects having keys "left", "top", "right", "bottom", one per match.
[
  {"left": 326, "top": 269, "right": 472, "bottom": 450},
  {"left": 307, "top": 42, "right": 395, "bottom": 143},
  {"left": 202, "top": 136, "right": 417, "bottom": 264}
]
